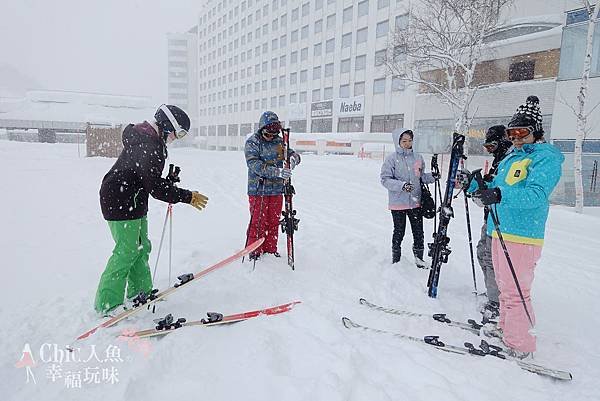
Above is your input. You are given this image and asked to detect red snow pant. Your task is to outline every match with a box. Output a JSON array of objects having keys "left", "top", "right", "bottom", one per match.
[
  {"left": 492, "top": 238, "right": 542, "bottom": 353},
  {"left": 247, "top": 195, "right": 283, "bottom": 255}
]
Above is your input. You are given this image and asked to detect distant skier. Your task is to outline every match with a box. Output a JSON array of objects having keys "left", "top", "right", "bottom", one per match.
[
  {"left": 244, "top": 111, "right": 300, "bottom": 260},
  {"left": 380, "top": 129, "right": 436, "bottom": 267},
  {"left": 95, "top": 105, "right": 208, "bottom": 315},
  {"left": 459, "top": 125, "right": 513, "bottom": 320},
  {"left": 469, "top": 96, "right": 564, "bottom": 358}
]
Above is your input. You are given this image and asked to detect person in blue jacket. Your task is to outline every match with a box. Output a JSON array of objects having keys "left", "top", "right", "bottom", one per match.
[
  {"left": 244, "top": 111, "right": 300, "bottom": 260},
  {"left": 381, "top": 129, "right": 436, "bottom": 267},
  {"left": 469, "top": 96, "right": 564, "bottom": 358}
]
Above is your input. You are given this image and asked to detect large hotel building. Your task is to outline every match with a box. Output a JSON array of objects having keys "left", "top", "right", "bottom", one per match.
[{"left": 168, "top": 0, "right": 600, "bottom": 205}]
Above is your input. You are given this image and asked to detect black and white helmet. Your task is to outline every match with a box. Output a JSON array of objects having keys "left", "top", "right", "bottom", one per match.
[{"left": 154, "top": 104, "right": 190, "bottom": 140}]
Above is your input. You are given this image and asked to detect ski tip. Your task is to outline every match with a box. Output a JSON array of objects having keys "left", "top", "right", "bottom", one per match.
[
  {"left": 341, "top": 317, "right": 353, "bottom": 328},
  {"left": 359, "top": 298, "right": 367, "bottom": 304}
]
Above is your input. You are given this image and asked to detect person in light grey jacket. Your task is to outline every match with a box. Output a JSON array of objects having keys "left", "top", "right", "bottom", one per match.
[{"left": 380, "top": 129, "right": 436, "bottom": 267}]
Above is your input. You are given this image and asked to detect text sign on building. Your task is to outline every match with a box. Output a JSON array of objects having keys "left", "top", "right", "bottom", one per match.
[
  {"left": 311, "top": 101, "right": 333, "bottom": 118},
  {"left": 335, "top": 96, "right": 365, "bottom": 117}
]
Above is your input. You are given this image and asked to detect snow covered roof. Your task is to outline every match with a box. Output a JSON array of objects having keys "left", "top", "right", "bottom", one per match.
[{"left": 0, "top": 89, "right": 156, "bottom": 126}]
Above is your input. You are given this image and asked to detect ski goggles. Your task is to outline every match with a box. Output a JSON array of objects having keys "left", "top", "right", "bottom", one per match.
[
  {"left": 483, "top": 141, "right": 498, "bottom": 153},
  {"left": 505, "top": 126, "right": 533, "bottom": 140},
  {"left": 262, "top": 121, "right": 282, "bottom": 136},
  {"left": 159, "top": 104, "right": 188, "bottom": 139}
]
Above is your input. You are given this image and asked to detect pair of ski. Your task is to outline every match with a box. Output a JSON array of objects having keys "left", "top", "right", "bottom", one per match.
[
  {"left": 70, "top": 239, "right": 266, "bottom": 349},
  {"left": 346, "top": 298, "right": 572, "bottom": 381},
  {"left": 123, "top": 300, "right": 301, "bottom": 339}
]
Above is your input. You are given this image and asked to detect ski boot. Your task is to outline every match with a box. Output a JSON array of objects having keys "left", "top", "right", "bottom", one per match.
[{"left": 481, "top": 301, "right": 500, "bottom": 322}]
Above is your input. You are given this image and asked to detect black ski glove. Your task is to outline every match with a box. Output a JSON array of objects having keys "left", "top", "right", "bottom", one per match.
[
  {"left": 402, "top": 183, "right": 414, "bottom": 192},
  {"left": 455, "top": 169, "right": 473, "bottom": 189},
  {"left": 471, "top": 188, "right": 501, "bottom": 207}
]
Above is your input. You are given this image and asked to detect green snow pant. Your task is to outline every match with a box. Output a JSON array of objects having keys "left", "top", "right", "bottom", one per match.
[{"left": 94, "top": 217, "right": 153, "bottom": 313}]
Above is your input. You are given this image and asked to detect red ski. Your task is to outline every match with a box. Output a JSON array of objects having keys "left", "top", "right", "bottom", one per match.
[
  {"left": 279, "top": 128, "right": 299, "bottom": 269},
  {"left": 121, "top": 301, "right": 301, "bottom": 339},
  {"left": 69, "top": 238, "right": 265, "bottom": 348}
]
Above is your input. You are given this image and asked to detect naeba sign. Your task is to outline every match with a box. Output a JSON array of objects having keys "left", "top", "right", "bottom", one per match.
[{"left": 335, "top": 96, "right": 365, "bottom": 116}]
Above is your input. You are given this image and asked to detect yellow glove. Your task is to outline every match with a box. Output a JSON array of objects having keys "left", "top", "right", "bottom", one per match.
[{"left": 190, "top": 191, "right": 208, "bottom": 211}]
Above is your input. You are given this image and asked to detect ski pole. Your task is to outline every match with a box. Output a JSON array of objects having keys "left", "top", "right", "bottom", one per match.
[
  {"left": 152, "top": 204, "right": 172, "bottom": 282},
  {"left": 472, "top": 171, "right": 534, "bottom": 328},
  {"left": 460, "top": 159, "right": 478, "bottom": 295}
]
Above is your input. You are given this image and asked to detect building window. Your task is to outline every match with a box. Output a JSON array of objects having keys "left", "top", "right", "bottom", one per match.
[
  {"left": 272, "top": 77, "right": 278, "bottom": 88},
  {"left": 392, "top": 76, "right": 406, "bottom": 91},
  {"left": 311, "top": 118, "right": 332, "bottom": 133},
  {"left": 301, "top": 47, "right": 308, "bottom": 61},
  {"left": 280, "top": 75, "right": 286, "bottom": 87},
  {"left": 315, "top": 19, "right": 323, "bottom": 34},
  {"left": 338, "top": 117, "right": 364, "bottom": 132},
  {"left": 393, "top": 45, "right": 407, "bottom": 62},
  {"left": 376, "top": 20, "right": 389, "bottom": 37},
  {"left": 301, "top": 25, "right": 309, "bottom": 40},
  {"left": 326, "top": 38, "right": 335, "bottom": 53},
  {"left": 280, "top": 34, "right": 287, "bottom": 48},
  {"left": 377, "top": 0, "right": 389, "bottom": 9},
  {"left": 300, "top": 69, "right": 308, "bottom": 82},
  {"left": 343, "top": 6, "right": 353, "bottom": 23},
  {"left": 313, "top": 66, "right": 322, "bottom": 79},
  {"left": 292, "top": 7, "right": 299, "bottom": 20},
  {"left": 291, "top": 51, "right": 298, "bottom": 64},
  {"left": 324, "top": 87, "right": 333, "bottom": 99},
  {"left": 371, "top": 114, "right": 404, "bottom": 132},
  {"left": 299, "top": 91, "right": 307, "bottom": 103},
  {"left": 315, "top": 0, "right": 323, "bottom": 10},
  {"left": 341, "top": 32, "right": 352, "bottom": 48},
  {"left": 312, "top": 89, "right": 321, "bottom": 101},
  {"left": 327, "top": 14, "right": 336, "bottom": 30},
  {"left": 396, "top": 14, "right": 409, "bottom": 30},
  {"left": 271, "top": 96, "right": 277, "bottom": 107},
  {"left": 355, "top": 54, "right": 366, "bottom": 70},
  {"left": 354, "top": 81, "right": 365, "bottom": 95},
  {"left": 290, "top": 72, "right": 298, "bottom": 85},
  {"left": 292, "top": 29, "right": 299, "bottom": 42},
  {"left": 290, "top": 120, "right": 308, "bottom": 132},
  {"left": 358, "top": 0, "right": 369, "bottom": 17},
  {"left": 373, "top": 78, "right": 386, "bottom": 94},
  {"left": 279, "top": 95, "right": 286, "bottom": 107},
  {"left": 314, "top": 42, "right": 323, "bottom": 56},
  {"left": 509, "top": 60, "right": 536, "bottom": 81},
  {"left": 339, "top": 84, "right": 350, "bottom": 98},
  {"left": 290, "top": 92, "right": 297, "bottom": 103},
  {"left": 341, "top": 58, "right": 351, "bottom": 73},
  {"left": 280, "top": 55, "right": 287, "bottom": 67},
  {"left": 375, "top": 49, "right": 386, "bottom": 66},
  {"left": 281, "top": 13, "right": 287, "bottom": 27},
  {"left": 302, "top": 2, "right": 310, "bottom": 17},
  {"left": 325, "top": 62, "right": 334, "bottom": 77},
  {"left": 272, "top": 38, "right": 279, "bottom": 50},
  {"left": 357, "top": 27, "right": 368, "bottom": 44}
]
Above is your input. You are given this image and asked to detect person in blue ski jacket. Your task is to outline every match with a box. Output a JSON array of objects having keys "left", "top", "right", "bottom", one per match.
[
  {"left": 381, "top": 129, "right": 436, "bottom": 267},
  {"left": 244, "top": 111, "right": 300, "bottom": 260},
  {"left": 468, "top": 96, "right": 564, "bottom": 358}
]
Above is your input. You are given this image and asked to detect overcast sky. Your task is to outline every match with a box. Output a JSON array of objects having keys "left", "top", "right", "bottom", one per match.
[{"left": 0, "top": 0, "right": 202, "bottom": 103}]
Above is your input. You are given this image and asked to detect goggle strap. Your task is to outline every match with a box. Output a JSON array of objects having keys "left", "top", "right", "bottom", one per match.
[{"left": 160, "top": 105, "right": 186, "bottom": 138}]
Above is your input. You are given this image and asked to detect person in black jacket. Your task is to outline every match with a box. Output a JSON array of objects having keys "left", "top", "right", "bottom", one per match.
[{"left": 95, "top": 105, "right": 208, "bottom": 315}]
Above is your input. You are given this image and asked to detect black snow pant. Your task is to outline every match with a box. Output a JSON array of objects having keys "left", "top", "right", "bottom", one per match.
[{"left": 391, "top": 208, "right": 424, "bottom": 263}]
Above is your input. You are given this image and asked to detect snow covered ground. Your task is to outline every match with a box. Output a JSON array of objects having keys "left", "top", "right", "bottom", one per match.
[{"left": 1, "top": 140, "right": 598, "bottom": 401}]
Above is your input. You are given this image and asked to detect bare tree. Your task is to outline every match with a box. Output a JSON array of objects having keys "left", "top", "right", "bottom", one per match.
[
  {"left": 383, "top": 0, "right": 512, "bottom": 134},
  {"left": 572, "top": 0, "right": 600, "bottom": 213}
]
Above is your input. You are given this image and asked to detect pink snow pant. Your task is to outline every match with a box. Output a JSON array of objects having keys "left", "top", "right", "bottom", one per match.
[{"left": 491, "top": 238, "right": 542, "bottom": 353}]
